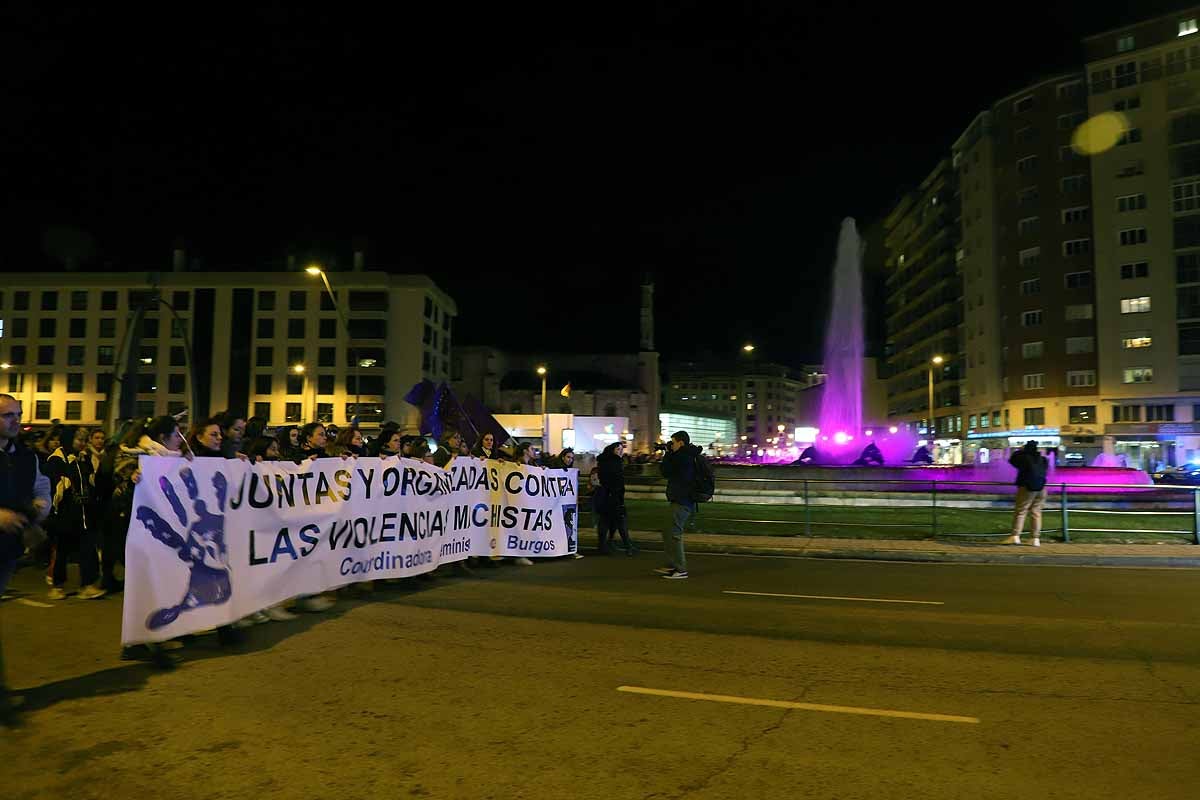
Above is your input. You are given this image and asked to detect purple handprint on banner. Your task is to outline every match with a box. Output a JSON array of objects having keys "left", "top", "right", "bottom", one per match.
[
  {"left": 561, "top": 504, "right": 578, "bottom": 554},
  {"left": 135, "top": 466, "right": 232, "bottom": 630}
]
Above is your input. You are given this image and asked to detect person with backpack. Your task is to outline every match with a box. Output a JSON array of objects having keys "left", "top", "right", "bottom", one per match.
[
  {"left": 656, "top": 430, "right": 713, "bottom": 579},
  {"left": 1007, "top": 440, "right": 1049, "bottom": 547}
]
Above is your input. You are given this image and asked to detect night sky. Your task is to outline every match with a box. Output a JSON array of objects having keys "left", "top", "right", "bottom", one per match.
[{"left": 4, "top": 1, "right": 1174, "bottom": 365}]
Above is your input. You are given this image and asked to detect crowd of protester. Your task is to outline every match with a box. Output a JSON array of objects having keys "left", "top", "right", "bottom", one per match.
[{"left": 6, "top": 409, "right": 610, "bottom": 670}]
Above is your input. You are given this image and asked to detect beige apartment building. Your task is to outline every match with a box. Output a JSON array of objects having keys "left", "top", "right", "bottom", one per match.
[
  {"left": 1086, "top": 7, "right": 1200, "bottom": 467},
  {"left": 951, "top": 72, "right": 1104, "bottom": 464},
  {"left": 0, "top": 266, "right": 455, "bottom": 432}
]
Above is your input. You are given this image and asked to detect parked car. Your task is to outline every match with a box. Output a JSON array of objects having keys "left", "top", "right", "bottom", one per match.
[{"left": 1151, "top": 465, "right": 1200, "bottom": 485}]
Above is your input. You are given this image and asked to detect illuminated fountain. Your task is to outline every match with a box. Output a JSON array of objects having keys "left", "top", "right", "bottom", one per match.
[
  {"left": 801, "top": 218, "right": 915, "bottom": 465},
  {"left": 745, "top": 217, "right": 1150, "bottom": 489}
]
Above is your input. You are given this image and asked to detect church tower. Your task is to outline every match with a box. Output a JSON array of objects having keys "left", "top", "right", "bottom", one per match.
[{"left": 637, "top": 274, "right": 661, "bottom": 449}]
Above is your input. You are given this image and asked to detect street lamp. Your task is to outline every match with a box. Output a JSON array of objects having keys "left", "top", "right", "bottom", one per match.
[
  {"left": 928, "top": 355, "right": 945, "bottom": 441},
  {"left": 742, "top": 344, "right": 755, "bottom": 352},
  {"left": 536, "top": 365, "right": 548, "bottom": 450},
  {"left": 306, "top": 265, "right": 359, "bottom": 423}
]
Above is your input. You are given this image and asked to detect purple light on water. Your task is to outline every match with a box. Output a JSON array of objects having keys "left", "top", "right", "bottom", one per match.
[
  {"left": 817, "top": 218, "right": 865, "bottom": 455},
  {"left": 833, "top": 431, "right": 850, "bottom": 445}
]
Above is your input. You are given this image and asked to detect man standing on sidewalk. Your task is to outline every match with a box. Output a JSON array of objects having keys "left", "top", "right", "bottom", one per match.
[
  {"left": 1007, "top": 440, "right": 1048, "bottom": 547},
  {"left": 657, "top": 430, "right": 703, "bottom": 579},
  {"left": 0, "top": 393, "right": 51, "bottom": 724}
]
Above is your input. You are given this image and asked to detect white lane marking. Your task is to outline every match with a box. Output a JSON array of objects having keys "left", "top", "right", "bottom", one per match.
[
  {"left": 661, "top": 551, "right": 1194, "bottom": 571},
  {"left": 617, "top": 685, "right": 979, "bottom": 724},
  {"left": 15, "top": 598, "right": 54, "bottom": 608},
  {"left": 723, "top": 590, "right": 944, "bottom": 606}
]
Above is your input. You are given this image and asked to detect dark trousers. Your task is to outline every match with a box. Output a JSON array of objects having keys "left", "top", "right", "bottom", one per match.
[
  {"left": 101, "top": 512, "right": 127, "bottom": 590},
  {"left": 597, "top": 506, "right": 632, "bottom": 552},
  {"left": 50, "top": 516, "right": 99, "bottom": 588},
  {"left": 0, "top": 557, "right": 13, "bottom": 702}
]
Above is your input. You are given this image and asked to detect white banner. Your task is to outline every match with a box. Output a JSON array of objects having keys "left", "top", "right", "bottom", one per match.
[{"left": 122, "top": 456, "right": 578, "bottom": 645}]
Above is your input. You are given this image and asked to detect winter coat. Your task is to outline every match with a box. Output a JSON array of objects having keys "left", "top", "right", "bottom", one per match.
[
  {"left": 596, "top": 450, "right": 626, "bottom": 512},
  {"left": 660, "top": 443, "right": 703, "bottom": 504}
]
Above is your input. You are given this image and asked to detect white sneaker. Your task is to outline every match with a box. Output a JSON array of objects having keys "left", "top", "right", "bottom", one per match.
[
  {"left": 47, "top": 587, "right": 66, "bottom": 600},
  {"left": 298, "top": 595, "right": 335, "bottom": 612},
  {"left": 78, "top": 585, "right": 107, "bottom": 600},
  {"left": 571, "top": 553, "right": 584, "bottom": 560},
  {"left": 250, "top": 611, "right": 271, "bottom": 624},
  {"left": 515, "top": 557, "right": 534, "bottom": 566},
  {"left": 264, "top": 606, "right": 299, "bottom": 621},
  {"left": 1031, "top": 538, "right": 1041, "bottom": 547},
  {"left": 233, "top": 617, "right": 257, "bottom": 629},
  {"left": 1005, "top": 536, "right": 1021, "bottom": 545}
]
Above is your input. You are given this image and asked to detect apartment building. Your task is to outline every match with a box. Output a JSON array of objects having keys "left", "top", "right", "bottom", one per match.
[
  {"left": 0, "top": 267, "right": 455, "bottom": 431},
  {"left": 951, "top": 72, "right": 1106, "bottom": 462},
  {"left": 1086, "top": 6, "right": 1200, "bottom": 466},
  {"left": 883, "top": 159, "right": 965, "bottom": 456}
]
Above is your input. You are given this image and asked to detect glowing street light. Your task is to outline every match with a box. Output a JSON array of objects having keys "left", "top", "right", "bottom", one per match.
[
  {"left": 0, "top": 363, "right": 9, "bottom": 370},
  {"left": 742, "top": 344, "right": 755, "bottom": 352},
  {"left": 292, "top": 364, "right": 306, "bottom": 374},
  {"left": 306, "top": 263, "right": 360, "bottom": 418},
  {"left": 536, "top": 365, "right": 548, "bottom": 449},
  {"left": 928, "top": 355, "right": 945, "bottom": 439}
]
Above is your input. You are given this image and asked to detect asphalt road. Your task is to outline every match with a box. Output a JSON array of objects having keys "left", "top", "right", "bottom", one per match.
[{"left": 3, "top": 551, "right": 1199, "bottom": 799}]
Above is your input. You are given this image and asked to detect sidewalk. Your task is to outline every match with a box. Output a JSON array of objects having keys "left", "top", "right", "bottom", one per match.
[{"left": 586, "top": 529, "right": 1200, "bottom": 568}]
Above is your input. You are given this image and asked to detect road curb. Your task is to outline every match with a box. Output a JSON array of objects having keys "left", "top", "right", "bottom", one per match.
[{"left": 590, "top": 535, "right": 1200, "bottom": 568}]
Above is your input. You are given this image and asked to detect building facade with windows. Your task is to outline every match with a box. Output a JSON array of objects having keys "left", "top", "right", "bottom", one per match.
[
  {"left": 952, "top": 72, "right": 1105, "bottom": 462},
  {"left": 1086, "top": 7, "right": 1200, "bottom": 466},
  {"left": 0, "top": 268, "right": 455, "bottom": 431},
  {"left": 664, "top": 361, "right": 808, "bottom": 448},
  {"left": 883, "top": 159, "right": 965, "bottom": 457}
]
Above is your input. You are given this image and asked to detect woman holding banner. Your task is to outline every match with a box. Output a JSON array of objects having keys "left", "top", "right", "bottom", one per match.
[
  {"left": 596, "top": 441, "right": 635, "bottom": 556},
  {"left": 114, "top": 416, "right": 190, "bottom": 668}
]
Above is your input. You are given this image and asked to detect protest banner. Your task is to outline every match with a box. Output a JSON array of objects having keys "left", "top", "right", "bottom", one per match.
[{"left": 122, "top": 455, "right": 578, "bottom": 645}]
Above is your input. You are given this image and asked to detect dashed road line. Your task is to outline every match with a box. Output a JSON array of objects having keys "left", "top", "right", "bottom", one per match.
[
  {"left": 617, "top": 685, "right": 979, "bottom": 724},
  {"left": 723, "top": 589, "right": 944, "bottom": 605}
]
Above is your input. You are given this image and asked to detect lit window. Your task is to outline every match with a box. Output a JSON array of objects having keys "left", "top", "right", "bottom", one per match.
[
  {"left": 1181, "top": 19, "right": 1198, "bottom": 37},
  {"left": 1123, "top": 367, "right": 1154, "bottom": 383},
  {"left": 1122, "top": 334, "right": 1152, "bottom": 349},
  {"left": 1117, "top": 35, "right": 1135, "bottom": 52},
  {"left": 1120, "top": 296, "right": 1151, "bottom": 314}
]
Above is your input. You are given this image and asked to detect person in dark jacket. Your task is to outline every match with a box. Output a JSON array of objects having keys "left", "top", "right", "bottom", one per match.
[
  {"left": 470, "top": 431, "right": 499, "bottom": 460},
  {"left": 369, "top": 429, "right": 403, "bottom": 458},
  {"left": 658, "top": 430, "right": 702, "bottom": 579},
  {"left": 241, "top": 417, "right": 268, "bottom": 453},
  {"left": 548, "top": 448, "right": 575, "bottom": 469},
  {"left": 433, "top": 430, "right": 462, "bottom": 468},
  {"left": 1007, "top": 440, "right": 1049, "bottom": 546},
  {"left": 275, "top": 425, "right": 302, "bottom": 462},
  {"left": 298, "top": 422, "right": 329, "bottom": 461},
  {"left": 596, "top": 441, "right": 635, "bottom": 555},
  {"left": 46, "top": 426, "right": 103, "bottom": 600},
  {"left": 0, "top": 394, "right": 52, "bottom": 723},
  {"left": 217, "top": 410, "right": 248, "bottom": 460}
]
